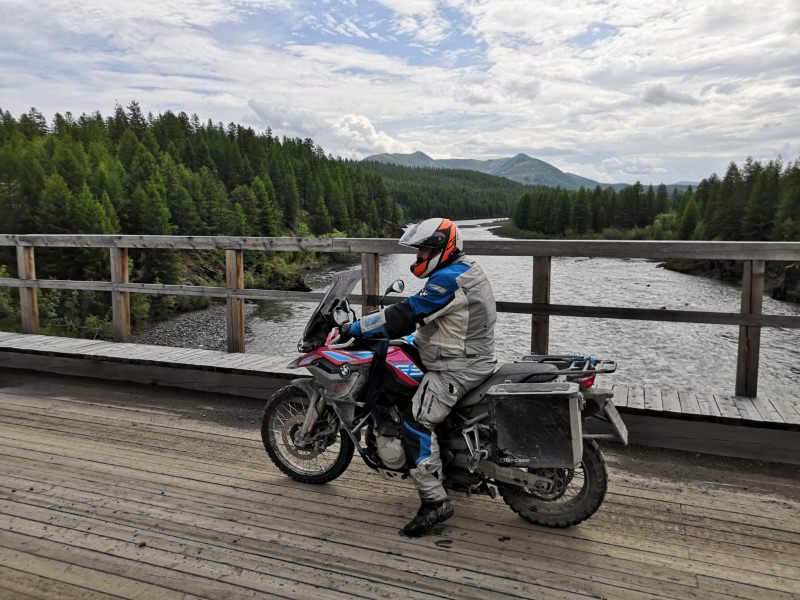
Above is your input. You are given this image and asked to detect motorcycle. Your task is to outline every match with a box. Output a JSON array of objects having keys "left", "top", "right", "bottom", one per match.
[{"left": 260, "top": 269, "right": 628, "bottom": 528}]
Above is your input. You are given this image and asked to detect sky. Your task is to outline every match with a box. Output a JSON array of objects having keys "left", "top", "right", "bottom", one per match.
[{"left": 1, "top": 0, "right": 799, "bottom": 185}]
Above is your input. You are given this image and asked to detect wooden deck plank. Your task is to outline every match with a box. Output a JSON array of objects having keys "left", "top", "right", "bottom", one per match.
[
  {"left": 5, "top": 398, "right": 796, "bottom": 529},
  {"left": 2, "top": 332, "right": 799, "bottom": 430},
  {"left": 626, "top": 385, "right": 644, "bottom": 410},
  {"left": 731, "top": 396, "right": 764, "bottom": 422},
  {"left": 9, "top": 387, "right": 795, "bottom": 531},
  {"left": 642, "top": 385, "right": 663, "bottom": 411},
  {"left": 0, "top": 493, "right": 591, "bottom": 600},
  {"left": 695, "top": 392, "right": 722, "bottom": 417},
  {"left": 771, "top": 399, "right": 800, "bottom": 425},
  {"left": 660, "top": 388, "right": 681, "bottom": 413},
  {"left": 3, "top": 414, "right": 796, "bottom": 596},
  {"left": 0, "top": 507, "right": 450, "bottom": 600},
  {"left": 215, "top": 354, "right": 279, "bottom": 370},
  {"left": 677, "top": 390, "right": 702, "bottom": 415},
  {"left": 58, "top": 340, "right": 118, "bottom": 355},
  {"left": 0, "top": 473, "right": 660, "bottom": 599},
  {"left": 1, "top": 455, "right": 784, "bottom": 600},
  {"left": 749, "top": 395, "right": 785, "bottom": 423},
  {"left": 1, "top": 384, "right": 792, "bottom": 552},
  {"left": 6, "top": 392, "right": 800, "bottom": 552},
  {"left": 6, "top": 422, "right": 800, "bottom": 556},
  {"left": 0, "top": 565, "right": 125, "bottom": 600},
  {"left": 0, "top": 333, "right": 36, "bottom": 346},
  {"left": 714, "top": 394, "right": 743, "bottom": 419},
  {"left": 0, "top": 541, "right": 211, "bottom": 600}
]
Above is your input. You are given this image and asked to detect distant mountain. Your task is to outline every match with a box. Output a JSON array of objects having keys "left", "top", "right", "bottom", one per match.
[
  {"left": 364, "top": 151, "right": 697, "bottom": 192},
  {"left": 365, "top": 151, "right": 599, "bottom": 190}
]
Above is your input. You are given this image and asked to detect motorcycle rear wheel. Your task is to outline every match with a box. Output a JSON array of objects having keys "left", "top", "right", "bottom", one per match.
[
  {"left": 498, "top": 439, "right": 607, "bottom": 528},
  {"left": 261, "top": 384, "right": 354, "bottom": 484}
]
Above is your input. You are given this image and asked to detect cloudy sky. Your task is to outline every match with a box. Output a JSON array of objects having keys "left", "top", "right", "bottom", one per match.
[{"left": 1, "top": 0, "right": 799, "bottom": 184}]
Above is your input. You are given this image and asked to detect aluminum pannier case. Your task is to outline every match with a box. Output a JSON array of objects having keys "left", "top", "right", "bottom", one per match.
[{"left": 486, "top": 382, "right": 582, "bottom": 468}]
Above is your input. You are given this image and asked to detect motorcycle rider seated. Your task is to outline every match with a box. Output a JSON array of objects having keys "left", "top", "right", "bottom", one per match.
[{"left": 334, "top": 218, "right": 497, "bottom": 536}]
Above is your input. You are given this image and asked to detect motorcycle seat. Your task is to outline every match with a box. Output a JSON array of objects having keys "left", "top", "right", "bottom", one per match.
[{"left": 459, "top": 362, "right": 558, "bottom": 408}]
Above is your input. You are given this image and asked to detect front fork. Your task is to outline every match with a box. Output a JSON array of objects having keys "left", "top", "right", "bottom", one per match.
[
  {"left": 289, "top": 378, "right": 324, "bottom": 446},
  {"left": 291, "top": 377, "right": 364, "bottom": 449}
]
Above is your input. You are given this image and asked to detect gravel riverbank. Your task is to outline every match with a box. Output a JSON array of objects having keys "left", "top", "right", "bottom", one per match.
[{"left": 133, "top": 303, "right": 259, "bottom": 351}]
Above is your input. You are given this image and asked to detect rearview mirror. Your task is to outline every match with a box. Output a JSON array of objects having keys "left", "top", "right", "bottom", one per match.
[{"left": 384, "top": 279, "right": 405, "bottom": 295}]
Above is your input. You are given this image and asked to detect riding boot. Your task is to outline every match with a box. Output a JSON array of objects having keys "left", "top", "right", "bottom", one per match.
[{"left": 400, "top": 499, "right": 454, "bottom": 537}]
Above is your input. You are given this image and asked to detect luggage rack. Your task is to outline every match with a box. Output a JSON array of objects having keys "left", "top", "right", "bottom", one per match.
[{"left": 519, "top": 354, "right": 617, "bottom": 377}]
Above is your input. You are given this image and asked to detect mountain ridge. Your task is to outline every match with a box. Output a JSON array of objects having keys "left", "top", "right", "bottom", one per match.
[{"left": 364, "top": 151, "right": 695, "bottom": 191}]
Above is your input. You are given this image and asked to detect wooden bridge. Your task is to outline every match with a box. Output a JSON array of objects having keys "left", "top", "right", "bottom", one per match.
[
  {"left": 1, "top": 233, "right": 800, "bottom": 598},
  {"left": 1, "top": 371, "right": 799, "bottom": 600},
  {"left": 1, "top": 330, "right": 798, "bottom": 466},
  {"left": 3, "top": 234, "right": 800, "bottom": 397},
  {"left": 1, "top": 233, "right": 800, "bottom": 461}
]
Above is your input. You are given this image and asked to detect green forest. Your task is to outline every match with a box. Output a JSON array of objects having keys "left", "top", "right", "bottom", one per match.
[
  {"left": 0, "top": 103, "right": 403, "bottom": 335},
  {"left": 508, "top": 158, "right": 800, "bottom": 300},
  {"left": 1, "top": 103, "right": 799, "bottom": 336},
  {"left": 510, "top": 158, "right": 800, "bottom": 241},
  {"left": 356, "top": 160, "right": 524, "bottom": 219}
]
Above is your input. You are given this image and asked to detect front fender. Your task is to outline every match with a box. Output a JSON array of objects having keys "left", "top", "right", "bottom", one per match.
[{"left": 288, "top": 377, "right": 319, "bottom": 399}]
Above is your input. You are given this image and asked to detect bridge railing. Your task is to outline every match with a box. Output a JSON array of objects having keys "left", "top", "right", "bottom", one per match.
[{"left": 1, "top": 234, "right": 800, "bottom": 397}]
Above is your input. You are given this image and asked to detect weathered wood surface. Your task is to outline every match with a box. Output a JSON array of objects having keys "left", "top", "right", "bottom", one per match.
[
  {"left": 0, "top": 331, "right": 295, "bottom": 377},
  {"left": 0, "top": 374, "right": 799, "bottom": 600},
  {"left": 3, "top": 277, "right": 798, "bottom": 329},
  {"left": 0, "top": 332, "right": 797, "bottom": 430},
  {"left": 608, "top": 383, "right": 800, "bottom": 428},
  {"left": 3, "top": 233, "right": 800, "bottom": 261}
]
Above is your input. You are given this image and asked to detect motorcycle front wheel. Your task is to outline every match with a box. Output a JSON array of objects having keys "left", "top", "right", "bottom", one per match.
[
  {"left": 261, "top": 384, "right": 354, "bottom": 484},
  {"left": 498, "top": 439, "right": 608, "bottom": 528}
]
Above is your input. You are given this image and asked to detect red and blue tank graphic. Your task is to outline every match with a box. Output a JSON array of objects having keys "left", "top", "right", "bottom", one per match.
[{"left": 294, "top": 345, "right": 424, "bottom": 387}]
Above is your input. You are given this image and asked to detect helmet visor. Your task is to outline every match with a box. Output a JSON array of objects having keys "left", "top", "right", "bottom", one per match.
[{"left": 398, "top": 224, "right": 420, "bottom": 247}]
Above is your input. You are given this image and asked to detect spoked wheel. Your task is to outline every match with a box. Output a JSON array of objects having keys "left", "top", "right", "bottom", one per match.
[
  {"left": 498, "top": 439, "right": 608, "bottom": 528},
  {"left": 261, "top": 384, "right": 354, "bottom": 484}
]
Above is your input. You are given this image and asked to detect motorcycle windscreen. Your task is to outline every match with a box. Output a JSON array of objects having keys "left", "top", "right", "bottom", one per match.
[
  {"left": 301, "top": 269, "right": 362, "bottom": 347},
  {"left": 487, "top": 382, "right": 583, "bottom": 468}
]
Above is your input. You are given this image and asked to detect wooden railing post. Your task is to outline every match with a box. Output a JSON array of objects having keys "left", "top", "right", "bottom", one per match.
[
  {"left": 110, "top": 247, "right": 131, "bottom": 342},
  {"left": 16, "top": 244, "right": 39, "bottom": 334},
  {"left": 361, "top": 252, "right": 380, "bottom": 315},
  {"left": 736, "top": 260, "right": 764, "bottom": 397},
  {"left": 226, "top": 249, "right": 245, "bottom": 353},
  {"left": 531, "top": 256, "right": 551, "bottom": 355}
]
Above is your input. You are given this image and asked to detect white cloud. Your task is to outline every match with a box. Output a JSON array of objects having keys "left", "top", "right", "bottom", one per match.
[
  {"left": 1, "top": 0, "right": 799, "bottom": 183},
  {"left": 248, "top": 100, "right": 407, "bottom": 155},
  {"left": 642, "top": 84, "right": 700, "bottom": 106}
]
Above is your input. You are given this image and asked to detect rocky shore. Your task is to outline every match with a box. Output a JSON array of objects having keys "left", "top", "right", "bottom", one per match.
[{"left": 133, "top": 303, "right": 259, "bottom": 350}]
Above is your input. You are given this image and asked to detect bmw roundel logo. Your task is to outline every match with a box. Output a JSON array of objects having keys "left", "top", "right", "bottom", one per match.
[{"left": 339, "top": 364, "right": 352, "bottom": 379}]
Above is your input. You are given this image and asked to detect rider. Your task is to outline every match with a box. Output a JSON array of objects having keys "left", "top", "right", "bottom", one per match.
[{"left": 335, "top": 217, "right": 497, "bottom": 536}]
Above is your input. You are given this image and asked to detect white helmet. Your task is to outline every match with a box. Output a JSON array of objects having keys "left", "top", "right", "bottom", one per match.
[{"left": 399, "top": 218, "right": 463, "bottom": 278}]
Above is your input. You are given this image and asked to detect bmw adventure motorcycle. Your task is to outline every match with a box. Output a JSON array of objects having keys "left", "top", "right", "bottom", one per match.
[{"left": 261, "top": 270, "right": 628, "bottom": 527}]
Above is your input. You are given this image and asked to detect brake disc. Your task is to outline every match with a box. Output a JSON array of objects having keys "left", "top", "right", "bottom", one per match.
[{"left": 281, "top": 414, "right": 323, "bottom": 460}]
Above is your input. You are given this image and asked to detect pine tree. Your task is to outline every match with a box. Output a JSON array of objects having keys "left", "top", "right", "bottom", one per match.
[
  {"left": 37, "top": 173, "right": 73, "bottom": 233},
  {"left": 678, "top": 192, "right": 699, "bottom": 239},
  {"left": 571, "top": 188, "right": 591, "bottom": 235},
  {"left": 251, "top": 175, "right": 282, "bottom": 236},
  {"left": 774, "top": 161, "right": 800, "bottom": 241}
]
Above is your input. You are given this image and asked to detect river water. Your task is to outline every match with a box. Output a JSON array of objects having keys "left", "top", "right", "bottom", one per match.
[{"left": 247, "top": 220, "right": 800, "bottom": 400}]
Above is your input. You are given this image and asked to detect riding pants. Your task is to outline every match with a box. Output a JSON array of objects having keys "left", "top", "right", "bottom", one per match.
[{"left": 402, "top": 356, "right": 495, "bottom": 503}]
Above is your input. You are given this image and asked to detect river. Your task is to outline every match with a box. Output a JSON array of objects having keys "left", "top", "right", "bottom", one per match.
[{"left": 245, "top": 219, "right": 800, "bottom": 400}]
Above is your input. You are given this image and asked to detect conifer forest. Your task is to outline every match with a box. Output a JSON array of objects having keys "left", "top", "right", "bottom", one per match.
[{"left": 1, "top": 103, "right": 798, "bottom": 335}]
